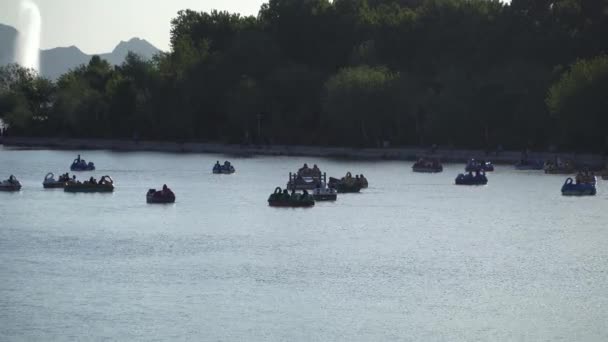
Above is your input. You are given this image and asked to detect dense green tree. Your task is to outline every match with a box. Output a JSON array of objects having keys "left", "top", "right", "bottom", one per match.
[
  {"left": 0, "top": 64, "right": 54, "bottom": 134},
  {"left": 547, "top": 55, "right": 608, "bottom": 151},
  {"left": 2, "top": 0, "right": 607, "bottom": 151},
  {"left": 322, "top": 65, "right": 400, "bottom": 146}
]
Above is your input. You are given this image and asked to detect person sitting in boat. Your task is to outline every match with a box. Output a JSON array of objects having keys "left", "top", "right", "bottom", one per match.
[
  {"left": 581, "top": 171, "right": 595, "bottom": 184},
  {"left": 77, "top": 154, "right": 81, "bottom": 163},
  {"left": 8, "top": 175, "right": 16, "bottom": 184},
  {"left": 575, "top": 171, "right": 583, "bottom": 184},
  {"left": 89, "top": 176, "right": 97, "bottom": 185},
  {"left": 224, "top": 161, "right": 231, "bottom": 167},
  {"left": 215, "top": 161, "right": 221, "bottom": 168},
  {"left": 312, "top": 164, "right": 321, "bottom": 176},
  {"left": 161, "top": 184, "right": 174, "bottom": 196},
  {"left": 299, "top": 163, "right": 310, "bottom": 174},
  {"left": 283, "top": 189, "right": 290, "bottom": 199},
  {"left": 303, "top": 189, "right": 309, "bottom": 197}
]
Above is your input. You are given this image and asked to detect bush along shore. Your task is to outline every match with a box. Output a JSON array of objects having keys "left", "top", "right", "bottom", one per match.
[{"left": 1, "top": 136, "right": 606, "bottom": 166}]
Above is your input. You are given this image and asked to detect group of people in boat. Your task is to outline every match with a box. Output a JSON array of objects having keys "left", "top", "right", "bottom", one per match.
[
  {"left": 575, "top": 171, "right": 596, "bottom": 185},
  {"left": 149, "top": 184, "right": 175, "bottom": 197},
  {"left": 5, "top": 175, "right": 19, "bottom": 184},
  {"left": 342, "top": 172, "right": 368, "bottom": 187},
  {"left": 1, "top": 175, "right": 22, "bottom": 191},
  {"left": 414, "top": 158, "right": 441, "bottom": 168},
  {"left": 455, "top": 169, "right": 488, "bottom": 185},
  {"left": 466, "top": 170, "right": 486, "bottom": 178},
  {"left": 214, "top": 160, "right": 232, "bottom": 168},
  {"left": 288, "top": 188, "right": 309, "bottom": 198},
  {"left": 80, "top": 176, "right": 99, "bottom": 185},
  {"left": 326, "top": 172, "right": 367, "bottom": 193},
  {"left": 268, "top": 186, "right": 315, "bottom": 206},
  {"left": 412, "top": 158, "right": 443, "bottom": 172},
  {"left": 58, "top": 173, "right": 75, "bottom": 182},
  {"left": 213, "top": 160, "right": 235, "bottom": 173},
  {"left": 72, "top": 176, "right": 111, "bottom": 186},
  {"left": 276, "top": 188, "right": 313, "bottom": 201},
  {"left": 466, "top": 159, "right": 494, "bottom": 172},
  {"left": 147, "top": 184, "right": 176, "bottom": 203},
  {"left": 544, "top": 157, "right": 574, "bottom": 171},
  {"left": 71, "top": 154, "right": 95, "bottom": 169},
  {"left": 298, "top": 163, "right": 322, "bottom": 178}
]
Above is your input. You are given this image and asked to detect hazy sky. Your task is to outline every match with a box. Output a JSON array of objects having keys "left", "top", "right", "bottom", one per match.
[{"left": 0, "top": 0, "right": 266, "bottom": 53}]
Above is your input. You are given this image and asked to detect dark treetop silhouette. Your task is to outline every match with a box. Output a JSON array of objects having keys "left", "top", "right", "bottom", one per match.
[{"left": 1, "top": 0, "right": 607, "bottom": 152}]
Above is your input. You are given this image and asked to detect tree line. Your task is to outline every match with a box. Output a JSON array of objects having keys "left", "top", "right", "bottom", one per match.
[{"left": 1, "top": 0, "right": 607, "bottom": 152}]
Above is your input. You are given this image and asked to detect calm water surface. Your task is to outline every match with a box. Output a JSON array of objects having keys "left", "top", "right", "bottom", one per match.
[{"left": 1, "top": 147, "right": 607, "bottom": 341}]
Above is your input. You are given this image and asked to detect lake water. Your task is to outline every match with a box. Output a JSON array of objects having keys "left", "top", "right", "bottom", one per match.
[{"left": 1, "top": 147, "right": 607, "bottom": 341}]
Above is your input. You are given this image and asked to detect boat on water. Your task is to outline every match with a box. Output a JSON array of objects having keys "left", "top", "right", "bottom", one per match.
[
  {"left": 312, "top": 186, "right": 337, "bottom": 201},
  {"left": 412, "top": 158, "right": 443, "bottom": 173},
  {"left": 328, "top": 172, "right": 363, "bottom": 193},
  {"left": 544, "top": 159, "right": 575, "bottom": 174},
  {"left": 268, "top": 187, "right": 315, "bottom": 207},
  {"left": 465, "top": 159, "right": 494, "bottom": 172},
  {"left": 287, "top": 164, "right": 325, "bottom": 190},
  {"left": 287, "top": 172, "right": 325, "bottom": 190},
  {"left": 455, "top": 172, "right": 488, "bottom": 185},
  {"left": 64, "top": 175, "right": 114, "bottom": 193},
  {"left": 213, "top": 161, "right": 235, "bottom": 174},
  {"left": 561, "top": 177, "right": 596, "bottom": 196},
  {"left": 43, "top": 172, "right": 75, "bottom": 189},
  {"left": 0, "top": 175, "right": 21, "bottom": 192},
  {"left": 515, "top": 159, "right": 544, "bottom": 170},
  {"left": 147, "top": 185, "right": 176, "bottom": 204},
  {"left": 70, "top": 155, "right": 95, "bottom": 171}
]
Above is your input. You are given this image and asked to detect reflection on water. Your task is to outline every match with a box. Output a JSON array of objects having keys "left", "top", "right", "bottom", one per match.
[{"left": 1, "top": 149, "right": 607, "bottom": 341}]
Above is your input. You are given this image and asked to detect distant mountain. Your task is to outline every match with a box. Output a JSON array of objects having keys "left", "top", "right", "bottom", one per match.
[
  {"left": 0, "top": 23, "right": 17, "bottom": 66},
  {"left": 40, "top": 46, "right": 90, "bottom": 80},
  {"left": 0, "top": 23, "right": 161, "bottom": 79},
  {"left": 98, "top": 38, "right": 160, "bottom": 65},
  {"left": 41, "top": 38, "right": 161, "bottom": 80}
]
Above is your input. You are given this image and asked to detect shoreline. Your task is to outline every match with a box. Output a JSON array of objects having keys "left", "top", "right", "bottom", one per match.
[{"left": 1, "top": 136, "right": 606, "bottom": 165}]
